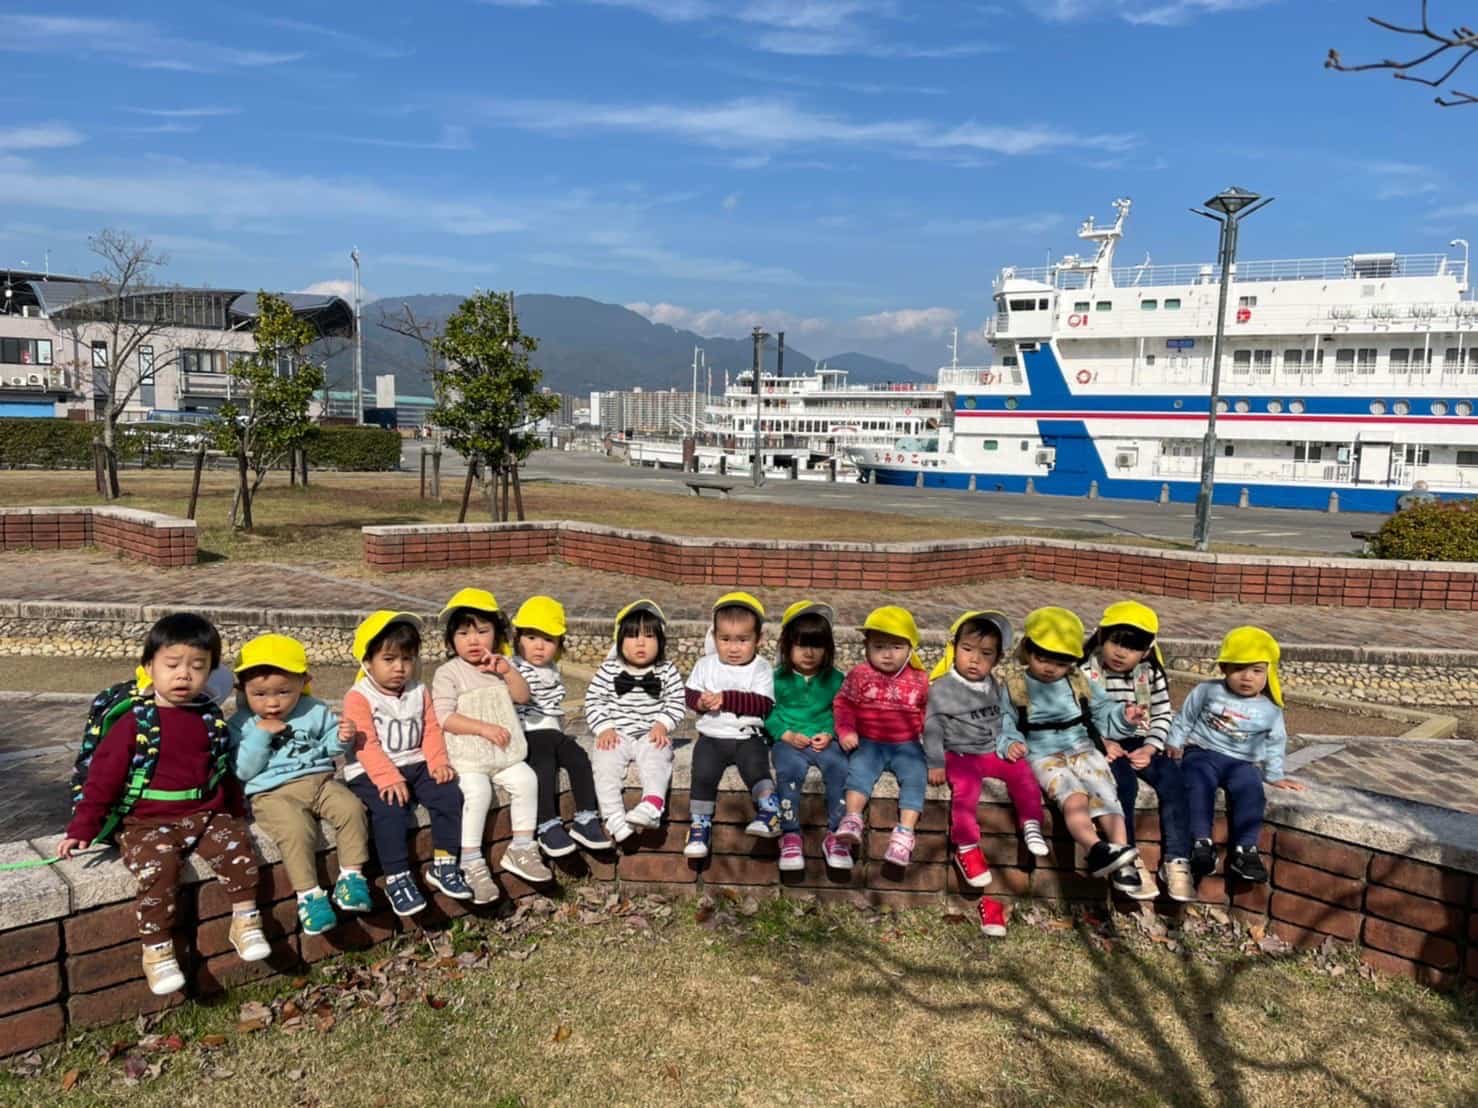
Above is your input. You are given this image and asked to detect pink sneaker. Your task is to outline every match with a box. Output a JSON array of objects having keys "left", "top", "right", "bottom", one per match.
[
  {"left": 883, "top": 827, "right": 916, "bottom": 868},
  {"left": 823, "top": 832, "right": 854, "bottom": 870},
  {"left": 834, "top": 812, "right": 866, "bottom": 845},
  {"left": 978, "top": 896, "right": 1008, "bottom": 937},
  {"left": 778, "top": 832, "right": 805, "bottom": 872}
]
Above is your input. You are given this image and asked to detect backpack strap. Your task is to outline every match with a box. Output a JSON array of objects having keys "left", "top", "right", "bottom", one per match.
[
  {"left": 1004, "top": 672, "right": 1031, "bottom": 735},
  {"left": 1067, "top": 669, "right": 1102, "bottom": 748}
]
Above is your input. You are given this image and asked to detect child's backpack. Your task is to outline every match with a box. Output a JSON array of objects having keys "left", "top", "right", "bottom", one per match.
[
  {"left": 1003, "top": 670, "right": 1102, "bottom": 748},
  {"left": 70, "top": 681, "right": 234, "bottom": 844}
]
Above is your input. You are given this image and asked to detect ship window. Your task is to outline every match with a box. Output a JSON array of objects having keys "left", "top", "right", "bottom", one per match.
[
  {"left": 1073, "top": 301, "right": 1090, "bottom": 312},
  {"left": 1141, "top": 300, "right": 1158, "bottom": 311},
  {"left": 1163, "top": 298, "right": 1182, "bottom": 310},
  {"left": 1470, "top": 350, "right": 1478, "bottom": 372},
  {"left": 1253, "top": 350, "right": 1273, "bottom": 374},
  {"left": 1356, "top": 348, "right": 1377, "bottom": 374},
  {"left": 1008, "top": 299, "right": 1037, "bottom": 312},
  {"left": 1020, "top": 440, "right": 1030, "bottom": 451},
  {"left": 1334, "top": 349, "right": 1355, "bottom": 373},
  {"left": 1001, "top": 356, "right": 1018, "bottom": 367},
  {"left": 1403, "top": 445, "right": 1430, "bottom": 464},
  {"left": 1223, "top": 443, "right": 1235, "bottom": 457},
  {"left": 1444, "top": 347, "right": 1460, "bottom": 369},
  {"left": 1038, "top": 299, "right": 1049, "bottom": 310},
  {"left": 1293, "top": 443, "right": 1324, "bottom": 462},
  {"left": 1458, "top": 451, "right": 1478, "bottom": 467},
  {"left": 1238, "top": 295, "right": 1258, "bottom": 308},
  {"left": 980, "top": 440, "right": 999, "bottom": 452},
  {"left": 1095, "top": 301, "right": 1112, "bottom": 312},
  {"left": 1390, "top": 348, "right": 1409, "bottom": 370},
  {"left": 1232, "top": 351, "right": 1252, "bottom": 373},
  {"left": 1410, "top": 348, "right": 1430, "bottom": 371},
  {"left": 1144, "top": 354, "right": 1156, "bottom": 366},
  {"left": 1283, "top": 349, "right": 1303, "bottom": 370}
]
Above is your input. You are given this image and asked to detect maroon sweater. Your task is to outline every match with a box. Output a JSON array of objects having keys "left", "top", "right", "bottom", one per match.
[{"left": 67, "top": 705, "right": 237, "bottom": 843}]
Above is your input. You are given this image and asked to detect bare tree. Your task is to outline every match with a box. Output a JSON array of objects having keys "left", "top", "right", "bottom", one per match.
[{"left": 1327, "top": 2, "right": 1478, "bottom": 106}]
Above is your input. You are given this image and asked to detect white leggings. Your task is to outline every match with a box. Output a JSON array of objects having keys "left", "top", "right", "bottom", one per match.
[
  {"left": 458, "top": 761, "right": 539, "bottom": 849},
  {"left": 591, "top": 734, "right": 674, "bottom": 832}
]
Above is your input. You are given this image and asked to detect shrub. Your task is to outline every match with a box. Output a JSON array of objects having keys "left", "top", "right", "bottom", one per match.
[
  {"left": 304, "top": 426, "right": 402, "bottom": 471},
  {"left": 1370, "top": 499, "right": 1478, "bottom": 562}
]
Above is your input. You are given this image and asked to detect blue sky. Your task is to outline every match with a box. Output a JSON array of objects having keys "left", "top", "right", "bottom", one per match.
[{"left": 2, "top": 0, "right": 1476, "bottom": 373}]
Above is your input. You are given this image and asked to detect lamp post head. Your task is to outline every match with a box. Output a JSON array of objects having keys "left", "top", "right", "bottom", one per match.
[
  {"left": 1451, "top": 238, "right": 1468, "bottom": 249},
  {"left": 1205, "top": 186, "right": 1261, "bottom": 217}
]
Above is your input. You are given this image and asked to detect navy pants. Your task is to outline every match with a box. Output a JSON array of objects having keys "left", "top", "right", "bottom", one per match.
[
  {"left": 347, "top": 761, "right": 464, "bottom": 874},
  {"left": 1108, "top": 738, "right": 1191, "bottom": 861},
  {"left": 1180, "top": 746, "right": 1265, "bottom": 849}
]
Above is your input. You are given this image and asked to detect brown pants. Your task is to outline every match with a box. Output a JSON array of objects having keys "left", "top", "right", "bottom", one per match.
[
  {"left": 118, "top": 810, "right": 260, "bottom": 940},
  {"left": 249, "top": 773, "right": 370, "bottom": 893}
]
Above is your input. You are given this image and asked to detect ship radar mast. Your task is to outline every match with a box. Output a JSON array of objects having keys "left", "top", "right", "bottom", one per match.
[{"left": 1051, "top": 197, "right": 1132, "bottom": 290}]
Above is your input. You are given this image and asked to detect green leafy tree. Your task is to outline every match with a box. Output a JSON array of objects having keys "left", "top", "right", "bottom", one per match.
[
  {"left": 431, "top": 291, "right": 559, "bottom": 521},
  {"left": 210, "top": 292, "right": 324, "bottom": 530}
]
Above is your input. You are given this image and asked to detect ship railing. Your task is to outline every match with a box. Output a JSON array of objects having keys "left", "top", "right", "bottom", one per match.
[{"left": 998, "top": 254, "right": 1464, "bottom": 291}]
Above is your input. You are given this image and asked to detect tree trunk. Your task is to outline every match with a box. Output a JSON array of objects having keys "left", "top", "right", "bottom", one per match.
[
  {"left": 511, "top": 460, "right": 525, "bottom": 522},
  {"left": 289, "top": 447, "right": 298, "bottom": 487},
  {"left": 500, "top": 465, "right": 511, "bottom": 521},
  {"left": 100, "top": 419, "right": 119, "bottom": 500},
  {"left": 299, "top": 445, "right": 309, "bottom": 487},
  {"left": 484, "top": 464, "right": 502, "bottom": 522},
  {"left": 92, "top": 442, "right": 106, "bottom": 496},
  {"left": 187, "top": 445, "right": 206, "bottom": 520},
  {"left": 236, "top": 446, "right": 254, "bottom": 531},
  {"left": 458, "top": 457, "right": 478, "bottom": 523}
]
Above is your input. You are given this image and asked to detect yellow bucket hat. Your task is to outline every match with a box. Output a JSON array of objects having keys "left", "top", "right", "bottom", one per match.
[
  {"left": 513, "top": 595, "right": 567, "bottom": 638},
  {"left": 612, "top": 598, "right": 665, "bottom": 643},
  {"left": 1216, "top": 625, "right": 1283, "bottom": 706},
  {"left": 781, "top": 600, "right": 835, "bottom": 628},
  {"left": 713, "top": 591, "right": 765, "bottom": 624},
  {"left": 930, "top": 610, "right": 1012, "bottom": 682},
  {"left": 440, "top": 588, "right": 511, "bottom": 655},
  {"left": 1019, "top": 606, "right": 1086, "bottom": 662},
  {"left": 1096, "top": 599, "right": 1165, "bottom": 667},
  {"left": 861, "top": 605, "right": 923, "bottom": 670},
  {"left": 234, "top": 633, "right": 313, "bottom": 694},
  {"left": 352, "top": 610, "right": 423, "bottom": 664}
]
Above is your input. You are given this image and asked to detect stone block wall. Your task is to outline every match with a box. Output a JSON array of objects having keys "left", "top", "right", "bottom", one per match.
[{"left": 0, "top": 507, "right": 196, "bottom": 568}]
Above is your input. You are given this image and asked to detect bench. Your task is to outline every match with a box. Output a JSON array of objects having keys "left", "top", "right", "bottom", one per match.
[
  {"left": 1349, "top": 530, "right": 1377, "bottom": 541},
  {"left": 685, "top": 480, "right": 736, "bottom": 499}
]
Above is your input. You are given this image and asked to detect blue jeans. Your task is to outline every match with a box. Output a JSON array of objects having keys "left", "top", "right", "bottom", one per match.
[
  {"left": 1180, "top": 746, "right": 1265, "bottom": 849},
  {"left": 844, "top": 738, "right": 927, "bottom": 814},
  {"left": 1109, "top": 738, "right": 1191, "bottom": 861},
  {"left": 771, "top": 740, "right": 850, "bottom": 833}
]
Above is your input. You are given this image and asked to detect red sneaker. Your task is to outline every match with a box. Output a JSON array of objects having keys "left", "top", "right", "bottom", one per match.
[
  {"left": 978, "top": 896, "right": 1008, "bottom": 937},
  {"left": 954, "top": 845, "right": 992, "bottom": 888}
]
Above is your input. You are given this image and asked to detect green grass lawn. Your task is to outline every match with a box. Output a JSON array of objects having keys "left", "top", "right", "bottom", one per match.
[{"left": 4, "top": 895, "right": 1472, "bottom": 1107}]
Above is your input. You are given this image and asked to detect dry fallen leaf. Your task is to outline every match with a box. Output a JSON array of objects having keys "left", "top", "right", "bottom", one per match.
[
  {"left": 552, "top": 1023, "right": 573, "bottom": 1043},
  {"left": 60, "top": 1069, "right": 80, "bottom": 1091},
  {"left": 200, "top": 1035, "right": 228, "bottom": 1049},
  {"left": 425, "top": 993, "right": 448, "bottom": 1010}
]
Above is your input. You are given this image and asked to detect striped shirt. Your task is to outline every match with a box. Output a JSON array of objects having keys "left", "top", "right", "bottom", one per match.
[
  {"left": 1080, "top": 656, "right": 1173, "bottom": 750},
  {"left": 512, "top": 656, "right": 565, "bottom": 732},
  {"left": 583, "top": 659, "right": 687, "bottom": 741}
]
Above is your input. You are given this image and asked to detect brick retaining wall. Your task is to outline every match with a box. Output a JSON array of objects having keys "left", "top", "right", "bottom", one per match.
[
  {"left": 0, "top": 507, "right": 196, "bottom": 568},
  {"left": 362, "top": 522, "right": 1478, "bottom": 611}
]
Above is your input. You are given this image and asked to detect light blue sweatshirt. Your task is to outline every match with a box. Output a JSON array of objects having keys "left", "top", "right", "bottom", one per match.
[
  {"left": 230, "top": 696, "right": 345, "bottom": 796},
  {"left": 1167, "top": 681, "right": 1287, "bottom": 782},
  {"left": 996, "top": 672, "right": 1129, "bottom": 759}
]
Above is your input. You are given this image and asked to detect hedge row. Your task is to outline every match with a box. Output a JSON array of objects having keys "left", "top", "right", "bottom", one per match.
[
  {"left": 0, "top": 418, "right": 402, "bottom": 472},
  {"left": 1371, "top": 499, "right": 1478, "bottom": 562}
]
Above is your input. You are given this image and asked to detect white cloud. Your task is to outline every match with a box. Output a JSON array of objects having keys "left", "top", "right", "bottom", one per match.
[
  {"left": 1038, "top": 0, "right": 1277, "bottom": 25},
  {"left": 627, "top": 301, "right": 831, "bottom": 336},
  {"left": 722, "top": 192, "right": 741, "bottom": 212},
  {"left": 1, "top": 15, "right": 302, "bottom": 72},
  {"left": 540, "top": 228, "right": 803, "bottom": 284},
  {"left": 263, "top": 17, "right": 410, "bottom": 58},
  {"left": 0, "top": 124, "right": 84, "bottom": 151},
  {"left": 851, "top": 307, "right": 958, "bottom": 337},
  {"left": 339, "top": 125, "right": 474, "bottom": 151},
  {"left": 126, "top": 107, "right": 240, "bottom": 119},
  {"left": 299, "top": 279, "right": 379, "bottom": 303}
]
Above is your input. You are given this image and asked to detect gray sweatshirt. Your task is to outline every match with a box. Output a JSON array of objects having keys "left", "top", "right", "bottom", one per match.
[{"left": 921, "top": 670, "right": 1011, "bottom": 770}]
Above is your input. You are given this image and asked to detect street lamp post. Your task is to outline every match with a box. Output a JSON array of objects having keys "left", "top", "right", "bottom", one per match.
[
  {"left": 750, "top": 326, "right": 768, "bottom": 488},
  {"left": 1452, "top": 238, "right": 1470, "bottom": 298},
  {"left": 1189, "top": 187, "right": 1274, "bottom": 552},
  {"left": 350, "top": 248, "right": 364, "bottom": 424}
]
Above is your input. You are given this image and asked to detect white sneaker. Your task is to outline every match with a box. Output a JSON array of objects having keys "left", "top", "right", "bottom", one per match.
[
  {"left": 229, "top": 911, "right": 272, "bottom": 962},
  {"left": 141, "top": 942, "right": 185, "bottom": 996},
  {"left": 626, "top": 801, "right": 663, "bottom": 828},
  {"left": 607, "top": 817, "right": 634, "bottom": 843},
  {"left": 1021, "top": 820, "right": 1051, "bottom": 857},
  {"left": 1160, "top": 858, "right": 1197, "bottom": 903}
]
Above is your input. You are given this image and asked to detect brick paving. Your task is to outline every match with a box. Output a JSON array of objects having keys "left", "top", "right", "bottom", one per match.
[
  {"left": 1292, "top": 738, "right": 1478, "bottom": 817},
  {"left": 6, "top": 549, "right": 1477, "bottom": 648}
]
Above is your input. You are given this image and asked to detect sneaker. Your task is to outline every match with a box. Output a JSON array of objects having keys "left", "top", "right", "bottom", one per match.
[
  {"left": 1160, "top": 858, "right": 1197, "bottom": 903},
  {"left": 977, "top": 897, "right": 1008, "bottom": 938},
  {"left": 683, "top": 821, "right": 712, "bottom": 859},
  {"left": 501, "top": 842, "right": 554, "bottom": 883},
  {"left": 1226, "top": 845, "right": 1269, "bottom": 884},
  {"left": 823, "top": 832, "right": 854, "bottom": 870},
  {"left": 1122, "top": 858, "right": 1159, "bottom": 901},
  {"left": 1085, "top": 840, "right": 1138, "bottom": 878},
  {"left": 745, "top": 810, "right": 783, "bottom": 839},
  {"left": 778, "top": 832, "right": 805, "bottom": 872},
  {"left": 228, "top": 911, "right": 272, "bottom": 962},
  {"left": 607, "top": 817, "right": 635, "bottom": 844},
  {"left": 425, "top": 858, "right": 475, "bottom": 900},
  {"left": 1190, "top": 838, "right": 1217, "bottom": 882},
  {"left": 384, "top": 871, "right": 427, "bottom": 917},
  {"left": 883, "top": 827, "right": 916, "bottom": 868},
  {"left": 627, "top": 800, "right": 663, "bottom": 829},
  {"left": 1111, "top": 864, "right": 1144, "bottom": 896},
  {"left": 462, "top": 858, "right": 501, "bottom": 905},
  {"left": 332, "top": 872, "right": 373, "bottom": 913},
  {"left": 141, "top": 943, "right": 185, "bottom": 996},
  {"left": 296, "top": 890, "right": 338, "bottom": 935},
  {"left": 570, "top": 815, "right": 612, "bottom": 851},
  {"left": 954, "top": 845, "right": 992, "bottom": 889},
  {"left": 538, "top": 824, "right": 579, "bottom": 858},
  {"left": 834, "top": 811, "right": 866, "bottom": 845},
  {"left": 1021, "top": 820, "right": 1051, "bottom": 857}
]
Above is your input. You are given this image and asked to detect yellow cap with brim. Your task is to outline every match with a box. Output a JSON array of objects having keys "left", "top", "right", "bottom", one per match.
[
  {"left": 713, "top": 591, "right": 765, "bottom": 624},
  {"left": 1095, "top": 600, "right": 1164, "bottom": 667},
  {"left": 781, "top": 600, "right": 835, "bottom": 629},
  {"left": 513, "top": 595, "right": 567, "bottom": 638},
  {"left": 613, "top": 599, "right": 665, "bottom": 643},
  {"left": 1019, "top": 606, "right": 1086, "bottom": 663},
  {"left": 234, "top": 633, "right": 313, "bottom": 695},
  {"left": 930, "top": 609, "right": 1012, "bottom": 682},
  {"left": 440, "top": 587, "right": 501, "bottom": 621},
  {"left": 861, "top": 605, "right": 923, "bottom": 670},
  {"left": 1216, "top": 625, "right": 1283, "bottom": 706},
  {"left": 352, "top": 611, "right": 424, "bottom": 664}
]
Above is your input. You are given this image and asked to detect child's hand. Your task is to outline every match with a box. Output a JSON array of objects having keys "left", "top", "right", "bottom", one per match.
[
  {"left": 380, "top": 781, "right": 410, "bottom": 807},
  {"left": 1124, "top": 705, "right": 1147, "bottom": 727},
  {"left": 1005, "top": 741, "right": 1027, "bottom": 763},
  {"left": 697, "top": 691, "right": 722, "bottom": 712},
  {"left": 483, "top": 723, "right": 511, "bottom": 749},
  {"left": 1269, "top": 777, "right": 1306, "bottom": 791},
  {"left": 838, "top": 731, "right": 859, "bottom": 752},
  {"left": 1102, "top": 739, "right": 1126, "bottom": 762},
  {"left": 783, "top": 730, "right": 810, "bottom": 750},
  {"left": 810, "top": 732, "right": 833, "bottom": 752},
  {"left": 430, "top": 764, "right": 456, "bottom": 785},
  {"left": 257, "top": 718, "right": 287, "bottom": 736},
  {"left": 596, "top": 728, "right": 620, "bottom": 751},
  {"left": 1127, "top": 746, "right": 1155, "bottom": 770},
  {"left": 338, "top": 717, "right": 358, "bottom": 745},
  {"left": 927, "top": 767, "right": 946, "bottom": 787},
  {"left": 478, "top": 654, "right": 509, "bottom": 677},
  {"left": 648, "top": 722, "right": 670, "bottom": 749},
  {"left": 1165, "top": 745, "right": 1184, "bottom": 761},
  {"left": 57, "top": 837, "right": 89, "bottom": 860}
]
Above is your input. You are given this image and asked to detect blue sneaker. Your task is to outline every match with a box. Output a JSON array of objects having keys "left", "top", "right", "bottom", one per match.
[
  {"left": 683, "top": 820, "right": 712, "bottom": 859},
  {"left": 332, "top": 871, "right": 373, "bottom": 913},
  {"left": 745, "top": 797, "right": 783, "bottom": 839},
  {"left": 425, "top": 858, "right": 474, "bottom": 900},
  {"left": 297, "top": 890, "right": 338, "bottom": 935},
  {"left": 569, "top": 815, "right": 612, "bottom": 851},
  {"left": 537, "top": 823, "right": 578, "bottom": 858},
  {"left": 384, "top": 871, "right": 427, "bottom": 917}
]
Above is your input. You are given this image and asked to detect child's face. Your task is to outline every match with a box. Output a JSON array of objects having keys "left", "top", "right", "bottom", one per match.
[
  {"left": 242, "top": 670, "right": 306, "bottom": 721},
  {"left": 789, "top": 637, "right": 825, "bottom": 676},
  {"left": 146, "top": 644, "right": 213, "bottom": 707},
  {"left": 713, "top": 612, "right": 760, "bottom": 666},
  {"left": 1221, "top": 662, "right": 1269, "bottom": 698},
  {"left": 952, "top": 630, "right": 1000, "bottom": 682},
  {"left": 1100, "top": 635, "right": 1149, "bottom": 675},
  {"left": 452, "top": 617, "right": 497, "bottom": 665},
  {"left": 865, "top": 632, "right": 911, "bottom": 674},
  {"left": 621, "top": 627, "right": 660, "bottom": 668},
  {"left": 1025, "top": 649, "right": 1074, "bottom": 683},
  {"left": 517, "top": 629, "right": 560, "bottom": 667},
  {"left": 366, "top": 642, "right": 416, "bottom": 693}
]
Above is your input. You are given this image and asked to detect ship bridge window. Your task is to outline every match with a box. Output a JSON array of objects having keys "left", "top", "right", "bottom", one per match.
[
  {"left": 1238, "top": 295, "right": 1258, "bottom": 309},
  {"left": 1163, "top": 298, "right": 1182, "bottom": 310},
  {"left": 1019, "top": 342, "right": 1039, "bottom": 352},
  {"left": 1008, "top": 299, "right": 1038, "bottom": 312},
  {"left": 1001, "top": 355, "right": 1019, "bottom": 367},
  {"left": 1141, "top": 300, "right": 1158, "bottom": 311},
  {"left": 1095, "top": 301, "right": 1112, "bottom": 312},
  {"left": 1073, "top": 301, "right": 1090, "bottom": 312}
]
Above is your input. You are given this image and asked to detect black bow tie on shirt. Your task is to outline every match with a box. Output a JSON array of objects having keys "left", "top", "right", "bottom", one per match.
[{"left": 614, "top": 671, "right": 662, "bottom": 698}]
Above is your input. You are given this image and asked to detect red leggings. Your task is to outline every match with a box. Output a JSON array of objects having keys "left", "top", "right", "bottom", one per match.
[{"left": 945, "top": 751, "right": 1044, "bottom": 846}]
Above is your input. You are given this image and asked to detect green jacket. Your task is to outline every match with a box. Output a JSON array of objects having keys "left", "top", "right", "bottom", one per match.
[{"left": 764, "top": 665, "right": 844, "bottom": 742}]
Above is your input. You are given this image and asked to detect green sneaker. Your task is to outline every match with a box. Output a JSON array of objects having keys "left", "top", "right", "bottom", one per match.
[
  {"left": 332, "top": 871, "right": 373, "bottom": 913},
  {"left": 297, "top": 891, "right": 338, "bottom": 936}
]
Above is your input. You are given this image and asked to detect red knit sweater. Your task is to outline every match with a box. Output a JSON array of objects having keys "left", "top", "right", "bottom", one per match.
[{"left": 832, "top": 662, "right": 929, "bottom": 744}]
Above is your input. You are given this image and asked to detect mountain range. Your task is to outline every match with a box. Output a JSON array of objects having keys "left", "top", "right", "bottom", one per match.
[{"left": 321, "top": 293, "right": 926, "bottom": 399}]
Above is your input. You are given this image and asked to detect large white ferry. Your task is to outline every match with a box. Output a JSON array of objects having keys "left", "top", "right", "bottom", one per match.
[{"left": 851, "top": 199, "right": 1478, "bottom": 512}]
